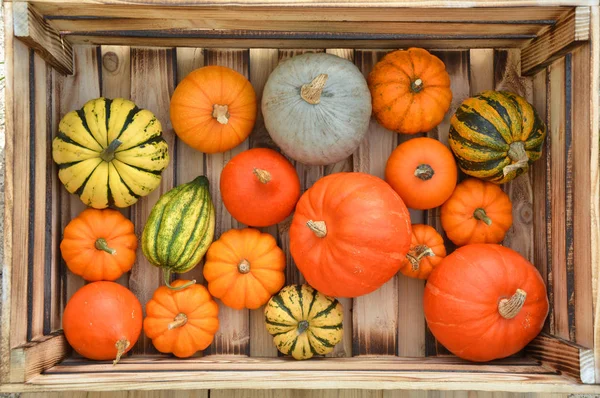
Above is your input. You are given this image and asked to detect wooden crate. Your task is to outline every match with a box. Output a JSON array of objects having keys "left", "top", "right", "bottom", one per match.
[{"left": 1, "top": 0, "right": 599, "bottom": 394}]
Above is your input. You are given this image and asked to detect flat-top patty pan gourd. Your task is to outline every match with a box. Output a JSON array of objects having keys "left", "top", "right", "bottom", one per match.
[
  {"left": 265, "top": 284, "right": 343, "bottom": 360},
  {"left": 53, "top": 97, "right": 169, "bottom": 209},
  {"left": 262, "top": 53, "right": 372, "bottom": 166},
  {"left": 142, "top": 176, "right": 215, "bottom": 290},
  {"left": 449, "top": 90, "right": 546, "bottom": 184}
]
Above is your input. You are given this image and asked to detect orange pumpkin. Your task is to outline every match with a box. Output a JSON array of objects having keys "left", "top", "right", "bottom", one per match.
[
  {"left": 441, "top": 178, "right": 513, "bottom": 246},
  {"left": 170, "top": 65, "right": 257, "bottom": 154},
  {"left": 221, "top": 148, "right": 300, "bottom": 227},
  {"left": 63, "top": 281, "right": 142, "bottom": 364},
  {"left": 399, "top": 224, "right": 446, "bottom": 280},
  {"left": 368, "top": 48, "right": 452, "bottom": 134},
  {"left": 385, "top": 137, "right": 457, "bottom": 210},
  {"left": 290, "top": 172, "right": 412, "bottom": 298},
  {"left": 204, "top": 228, "right": 286, "bottom": 309},
  {"left": 143, "top": 280, "right": 220, "bottom": 358},
  {"left": 424, "top": 244, "right": 549, "bottom": 362},
  {"left": 60, "top": 208, "right": 137, "bottom": 282}
]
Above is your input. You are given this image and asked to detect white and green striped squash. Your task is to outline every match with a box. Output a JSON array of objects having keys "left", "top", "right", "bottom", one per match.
[
  {"left": 141, "top": 176, "right": 215, "bottom": 290},
  {"left": 264, "top": 284, "right": 343, "bottom": 360},
  {"left": 52, "top": 97, "right": 169, "bottom": 209}
]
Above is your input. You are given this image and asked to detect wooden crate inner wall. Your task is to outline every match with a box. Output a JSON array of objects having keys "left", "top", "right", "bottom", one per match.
[{"left": 2, "top": 1, "right": 599, "bottom": 393}]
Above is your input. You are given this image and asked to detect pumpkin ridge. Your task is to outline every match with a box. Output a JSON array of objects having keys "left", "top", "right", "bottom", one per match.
[
  {"left": 449, "top": 126, "right": 508, "bottom": 156},
  {"left": 169, "top": 189, "right": 209, "bottom": 268},
  {"left": 307, "top": 329, "right": 335, "bottom": 348},
  {"left": 311, "top": 299, "right": 339, "bottom": 320},
  {"left": 454, "top": 107, "right": 508, "bottom": 148},
  {"left": 113, "top": 105, "right": 142, "bottom": 143},
  {"left": 468, "top": 97, "right": 515, "bottom": 144},
  {"left": 78, "top": 107, "right": 106, "bottom": 150},
  {"left": 271, "top": 294, "right": 298, "bottom": 322}
]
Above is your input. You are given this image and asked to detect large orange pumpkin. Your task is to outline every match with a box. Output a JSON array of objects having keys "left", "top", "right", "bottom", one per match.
[
  {"left": 385, "top": 137, "right": 457, "bottom": 210},
  {"left": 368, "top": 48, "right": 452, "bottom": 134},
  {"left": 204, "top": 228, "right": 286, "bottom": 309},
  {"left": 441, "top": 178, "right": 513, "bottom": 246},
  {"left": 290, "top": 172, "right": 412, "bottom": 298},
  {"left": 63, "top": 282, "right": 142, "bottom": 364},
  {"left": 220, "top": 148, "right": 300, "bottom": 227},
  {"left": 424, "top": 244, "right": 549, "bottom": 362},
  {"left": 399, "top": 224, "right": 446, "bottom": 280},
  {"left": 60, "top": 208, "right": 137, "bottom": 281},
  {"left": 143, "top": 280, "right": 220, "bottom": 358},
  {"left": 170, "top": 65, "right": 257, "bottom": 154}
]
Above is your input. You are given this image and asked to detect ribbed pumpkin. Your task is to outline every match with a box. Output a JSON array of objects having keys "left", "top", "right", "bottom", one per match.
[
  {"left": 265, "top": 284, "right": 343, "bottom": 360},
  {"left": 290, "top": 172, "right": 412, "bottom": 298},
  {"left": 424, "top": 244, "right": 549, "bottom": 362},
  {"left": 399, "top": 224, "right": 446, "bottom": 280},
  {"left": 368, "top": 48, "right": 452, "bottom": 134},
  {"left": 52, "top": 97, "right": 169, "bottom": 209},
  {"left": 170, "top": 65, "right": 257, "bottom": 154},
  {"left": 203, "top": 228, "right": 286, "bottom": 310},
  {"left": 449, "top": 90, "right": 547, "bottom": 184},
  {"left": 142, "top": 176, "right": 215, "bottom": 290}
]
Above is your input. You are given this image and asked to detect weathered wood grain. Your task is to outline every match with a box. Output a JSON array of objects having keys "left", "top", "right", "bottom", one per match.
[
  {"left": 521, "top": 7, "right": 591, "bottom": 75},
  {"left": 13, "top": 2, "right": 74, "bottom": 74},
  {"left": 128, "top": 48, "right": 176, "bottom": 354},
  {"left": 10, "top": 39, "right": 32, "bottom": 350},
  {"left": 203, "top": 49, "right": 251, "bottom": 356},
  {"left": 174, "top": 47, "right": 206, "bottom": 286},
  {"left": 352, "top": 49, "right": 397, "bottom": 356},
  {"left": 469, "top": 49, "right": 494, "bottom": 95},
  {"left": 9, "top": 331, "right": 68, "bottom": 383}
]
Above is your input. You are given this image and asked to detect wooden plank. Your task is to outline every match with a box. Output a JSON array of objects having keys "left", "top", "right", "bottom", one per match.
[
  {"left": 174, "top": 47, "right": 206, "bottom": 286},
  {"left": 469, "top": 49, "right": 494, "bottom": 95},
  {"left": 55, "top": 46, "right": 101, "bottom": 305},
  {"left": 9, "top": 331, "right": 69, "bottom": 383},
  {"left": 19, "top": 392, "right": 207, "bottom": 398},
  {"left": 571, "top": 43, "right": 594, "bottom": 349},
  {"left": 128, "top": 48, "right": 176, "bottom": 354},
  {"left": 521, "top": 7, "right": 591, "bottom": 76},
  {"left": 100, "top": 45, "right": 131, "bottom": 288},
  {"left": 526, "top": 333, "right": 595, "bottom": 383},
  {"left": 10, "top": 39, "right": 31, "bottom": 350},
  {"left": 30, "top": 52, "right": 49, "bottom": 340},
  {"left": 494, "top": 49, "right": 534, "bottom": 263},
  {"left": 203, "top": 49, "right": 250, "bottom": 356},
  {"left": 210, "top": 390, "right": 381, "bottom": 398},
  {"left": 547, "top": 57, "right": 569, "bottom": 340},
  {"left": 1, "top": 1, "right": 16, "bottom": 384},
  {"left": 248, "top": 48, "right": 279, "bottom": 358},
  {"left": 352, "top": 50, "right": 397, "bottom": 356},
  {"left": 13, "top": 3, "right": 73, "bottom": 75},
  {"left": 64, "top": 36, "right": 528, "bottom": 50},
  {"left": 35, "top": 4, "right": 570, "bottom": 22}
]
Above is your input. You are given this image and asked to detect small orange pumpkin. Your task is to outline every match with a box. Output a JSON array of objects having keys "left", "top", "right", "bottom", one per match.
[
  {"left": 221, "top": 148, "right": 301, "bottom": 227},
  {"left": 143, "top": 280, "right": 220, "bottom": 358},
  {"left": 441, "top": 178, "right": 513, "bottom": 246},
  {"left": 170, "top": 65, "right": 257, "bottom": 154},
  {"left": 203, "top": 228, "right": 286, "bottom": 309},
  {"left": 60, "top": 208, "right": 137, "bottom": 281},
  {"left": 385, "top": 137, "right": 457, "bottom": 210},
  {"left": 368, "top": 48, "right": 452, "bottom": 134},
  {"left": 399, "top": 224, "right": 446, "bottom": 280}
]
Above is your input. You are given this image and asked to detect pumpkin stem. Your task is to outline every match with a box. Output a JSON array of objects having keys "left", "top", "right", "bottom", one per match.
[
  {"left": 163, "top": 269, "right": 196, "bottom": 291},
  {"left": 306, "top": 220, "right": 327, "bottom": 238},
  {"left": 168, "top": 313, "right": 188, "bottom": 330},
  {"left": 503, "top": 141, "right": 529, "bottom": 177},
  {"left": 300, "top": 74, "right": 328, "bottom": 105},
  {"left": 473, "top": 208, "right": 492, "bottom": 226},
  {"left": 411, "top": 78, "right": 424, "bottom": 93},
  {"left": 100, "top": 139, "right": 122, "bottom": 163},
  {"left": 414, "top": 164, "right": 435, "bottom": 181},
  {"left": 253, "top": 168, "right": 272, "bottom": 184},
  {"left": 498, "top": 289, "right": 527, "bottom": 319},
  {"left": 113, "top": 338, "right": 130, "bottom": 366},
  {"left": 238, "top": 259, "right": 251, "bottom": 274},
  {"left": 212, "top": 104, "right": 230, "bottom": 125},
  {"left": 297, "top": 320, "right": 310, "bottom": 335},
  {"left": 406, "top": 245, "right": 435, "bottom": 271},
  {"left": 95, "top": 238, "right": 116, "bottom": 255}
]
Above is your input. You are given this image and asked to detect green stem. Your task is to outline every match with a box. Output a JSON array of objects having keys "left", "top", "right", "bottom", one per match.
[
  {"left": 297, "top": 320, "right": 310, "bottom": 335},
  {"left": 100, "top": 139, "right": 122, "bottom": 163},
  {"left": 163, "top": 269, "right": 195, "bottom": 291},
  {"left": 474, "top": 208, "right": 493, "bottom": 226},
  {"left": 95, "top": 238, "right": 116, "bottom": 255}
]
